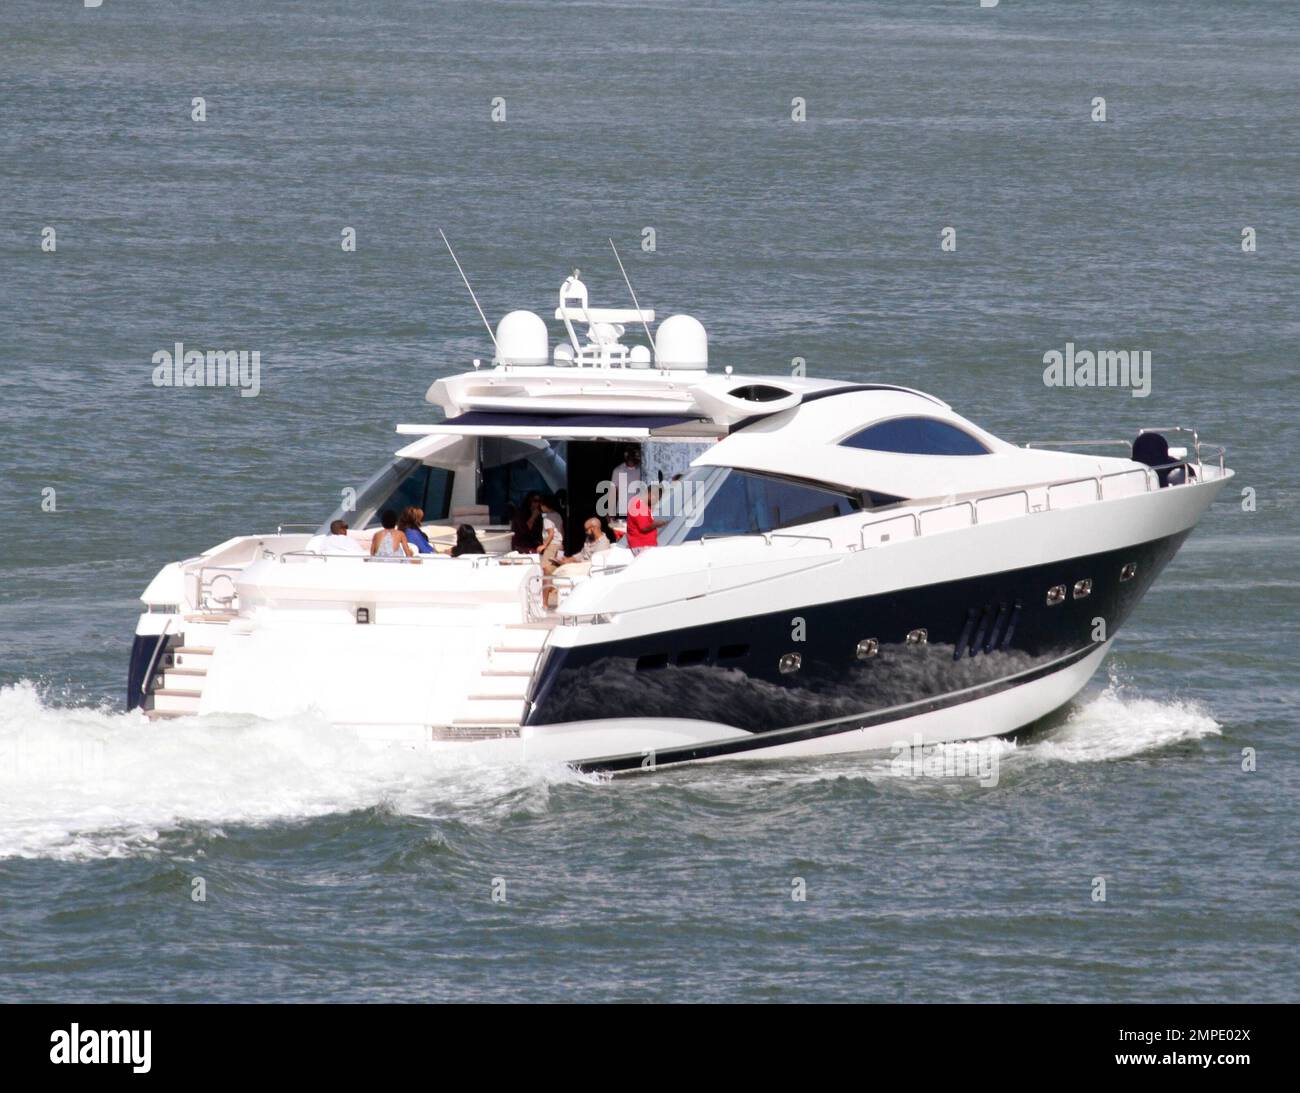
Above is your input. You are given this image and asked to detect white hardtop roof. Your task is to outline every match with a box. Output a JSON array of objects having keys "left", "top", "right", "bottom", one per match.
[
  {"left": 696, "top": 388, "right": 1140, "bottom": 499},
  {"left": 415, "top": 365, "right": 945, "bottom": 434}
]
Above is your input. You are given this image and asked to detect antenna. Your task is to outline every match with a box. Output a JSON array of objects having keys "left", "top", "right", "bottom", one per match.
[
  {"left": 439, "top": 229, "right": 507, "bottom": 365},
  {"left": 608, "top": 237, "right": 656, "bottom": 354}
]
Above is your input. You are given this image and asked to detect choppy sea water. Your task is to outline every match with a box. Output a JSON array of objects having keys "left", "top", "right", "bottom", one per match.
[{"left": 1, "top": 0, "right": 1296, "bottom": 1002}]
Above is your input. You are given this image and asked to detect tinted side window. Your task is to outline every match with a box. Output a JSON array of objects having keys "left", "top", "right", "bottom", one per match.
[
  {"left": 371, "top": 465, "right": 429, "bottom": 527},
  {"left": 424, "top": 467, "right": 454, "bottom": 521},
  {"left": 757, "top": 475, "right": 859, "bottom": 529},
  {"left": 359, "top": 465, "right": 455, "bottom": 527},
  {"left": 679, "top": 470, "right": 860, "bottom": 541},
  {"left": 841, "top": 417, "right": 989, "bottom": 456},
  {"left": 685, "top": 471, "right": 754, "bottom": 539}
]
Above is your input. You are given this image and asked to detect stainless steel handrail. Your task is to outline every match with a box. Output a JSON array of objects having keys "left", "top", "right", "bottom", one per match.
[
  {"left": 763, "top": 531, "right": 835, "bottom": 547},
  {"left": 920, "top": 499, "right": 978, "bottom": 526},
  {"left": 1046, "top": 476, "right": 1103, "bottom": 509},
  {"left": 139, "top": 616, "right": 174, "bottom": 698},
  {"left": 1022, "top": 427, "right": 1203, "bottom": 468},
  {"left": 695, "top": 530, "right": 838, "bottom": 549},
  {"left": 976, "top": 488, "right": 1032, "bottom": 516},
  {"left": 858, "top": 445, "right": 1222, "bottom": 550},
  {"left": 859, "top": 511, "right": 921, "bottom": 548},
  {"left": 1021, "top": 438, "right": 1131, "bottom": 450},
  {"left": 275, "top": 550, "right": 518, "bottom": 565}
]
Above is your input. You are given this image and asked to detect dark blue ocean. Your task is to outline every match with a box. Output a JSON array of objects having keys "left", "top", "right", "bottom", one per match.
[{"left": 0, "top": 0, "right": 1296, "bottom": 1002}]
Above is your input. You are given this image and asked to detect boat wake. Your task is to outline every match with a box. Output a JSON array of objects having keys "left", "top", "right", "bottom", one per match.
[
  {"left": 0, "top": 681, "right": 586, "bottom": 862},
  {"left": 0, "top": 674, "right": 1221, "bottom": 860}
]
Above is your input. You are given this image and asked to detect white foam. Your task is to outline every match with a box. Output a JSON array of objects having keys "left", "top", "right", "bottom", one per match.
[
  {"left": 0, "top": 682, "right": 585, "bottom": 861},
  {"left": 0, "top": 673, "right": 1222, "bottom": 858},
  {"left": 1018, "top": 678, "right": 1221, "bottom": 764},
  {"left": 677, "top": 674, "right": 1222, "bottom": 792}
]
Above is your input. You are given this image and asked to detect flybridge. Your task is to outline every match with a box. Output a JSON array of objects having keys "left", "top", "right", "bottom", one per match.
[{"left": 421, "top": 244, "right": 918, "bottom": 433}]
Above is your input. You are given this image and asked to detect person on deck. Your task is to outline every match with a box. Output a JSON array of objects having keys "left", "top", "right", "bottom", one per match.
[
  {"left": 307, "top": 519, "right": 367, "bottom": 556},
  {"left": 611, "top": 448, "right": 644, "bottom": 518},
  {"left": 510, "top": 492, "right": 544, "bottom": 554},
  {"left": 626, "top": 487, "right": 669, "bottom": 553},
  {"left": 560, "top": 517, "right": 611, "bottom": 565},
  {"left": 398, "top": 507, "right": 435, "bottom": 554},
  {"left": 449, "top": 524, "right": 486, "bottom": 557},
  {"left": 370, "top": 509, "right": 417, "bottom": 562},
  {"left": 539, "top": 495, "right": 566, "bottom": 574}
]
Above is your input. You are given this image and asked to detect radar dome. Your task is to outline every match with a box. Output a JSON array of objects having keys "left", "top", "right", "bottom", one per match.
[
  {"left": 495, "top": 310, "right": 548, "bottom": 366},
  {"left": 655, "top": 314, "right": 708, "bottom": 371}
]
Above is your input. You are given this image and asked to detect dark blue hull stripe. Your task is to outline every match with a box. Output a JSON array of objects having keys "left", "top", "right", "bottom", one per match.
[
  {"left": 528, "top": 530, "right": 1190, "bottom": 739},
  {"left": 573, "top": 641, "right": 1099, "bottom": 773}
]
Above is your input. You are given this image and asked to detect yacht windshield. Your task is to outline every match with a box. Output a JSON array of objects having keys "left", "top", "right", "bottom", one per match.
[
  {"left": 659, "top": 467, "right": 872, "bottom": 544},
  {"left": 324, "top": 457, "right": 455, "bottom": 530}
]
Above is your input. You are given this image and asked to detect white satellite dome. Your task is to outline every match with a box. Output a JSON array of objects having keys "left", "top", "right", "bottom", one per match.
[
  {"left": 655, "top": 314, "right": 708, "bottom": 371},
  {"left": 628, "top": 344, "right": 652, "bottom": 369},
  {"left": 495, "top": 310, "right": 548, "bottom": 366}
]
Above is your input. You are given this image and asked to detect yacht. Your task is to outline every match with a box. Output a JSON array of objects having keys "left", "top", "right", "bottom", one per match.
[{"left": 128, "top": 269, "right": 1232, "bottom": 772}]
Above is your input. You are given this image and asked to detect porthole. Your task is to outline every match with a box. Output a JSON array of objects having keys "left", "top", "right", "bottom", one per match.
[
  {"left": 906, "top": 628, "right": 928, "bottom": 646},
  {"left": 856, "top": 638, "right": 879, "bottom": 660},
  {"left": 1046, "top": 585, "right": 1066, "bottom": 606},
  {"left": 1073, "top": 579, "right": 1092, "bottom": 599},
  {"left": 1120, "top": 562, "right": 1137, "bottom": 582},
  {"left": 779, "top": 652, "right": 802, "bottom": 674}
]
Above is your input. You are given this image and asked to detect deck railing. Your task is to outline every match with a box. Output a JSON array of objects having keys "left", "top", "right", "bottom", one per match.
[{"left": 858, "top": 439, "right": 1225, "bottom": 551}]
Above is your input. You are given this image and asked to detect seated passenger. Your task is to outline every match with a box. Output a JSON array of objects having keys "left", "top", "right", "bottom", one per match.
[
  {"left": 398, "top": 506, "right": 435, "bottom": 553},
  {"left": 306, "top": 519, "right": 367, "bottom": 556},
  {"left": 370, "top": 509, "right": 416, "bottom": 562},
  {"left": 560, "top": 518, "right": 611, "bottom": 565},
  {"left": 1131, "top": 432, "right": 1198, "bottom": 488},
  {"left": 449, "top": 524, "right": 486, "bottom": 557}
]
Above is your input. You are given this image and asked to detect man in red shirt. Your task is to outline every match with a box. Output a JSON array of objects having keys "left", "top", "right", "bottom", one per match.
[{"left": 626, "top": 488, "right": 669, "bottom": 551}]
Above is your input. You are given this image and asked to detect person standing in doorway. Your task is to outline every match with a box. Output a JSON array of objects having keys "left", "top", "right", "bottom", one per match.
[{"left": 611, "top": 447, "right": 644, "bottom": 518}]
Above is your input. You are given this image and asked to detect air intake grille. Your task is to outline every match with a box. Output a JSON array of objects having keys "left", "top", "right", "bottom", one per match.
[{"left": 954, "top": 601, "right": 1022, "bottom": 660}]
